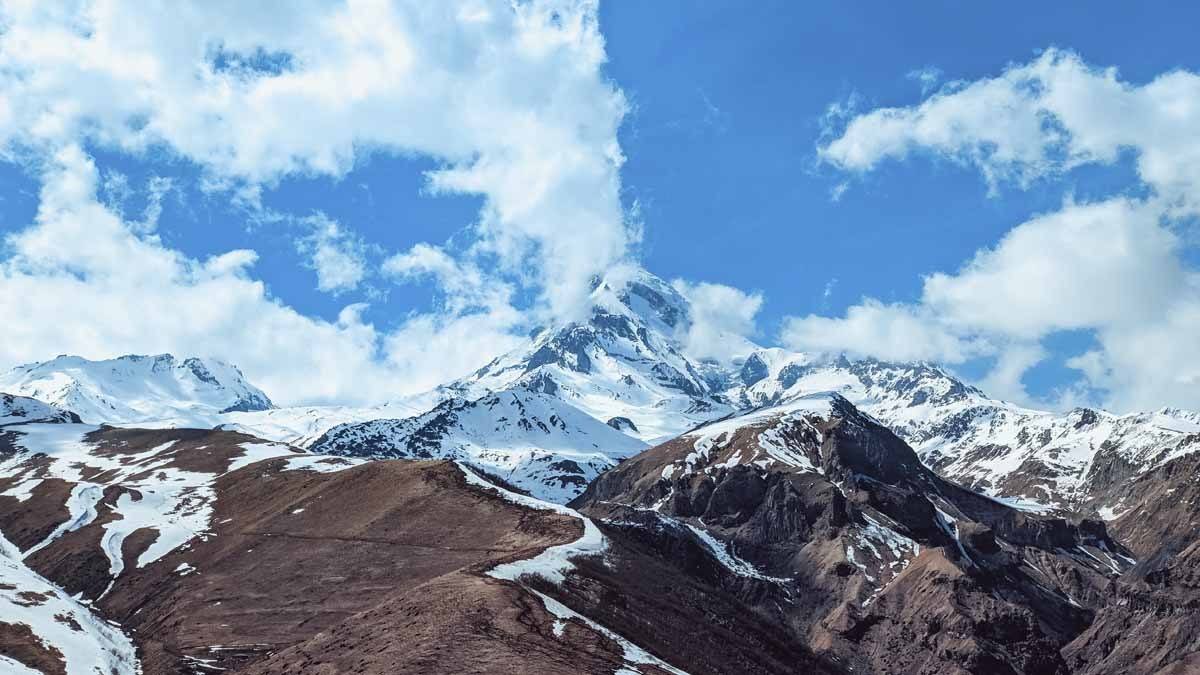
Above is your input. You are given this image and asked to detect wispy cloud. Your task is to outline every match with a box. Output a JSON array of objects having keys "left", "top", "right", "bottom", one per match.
[{"left": 905, "top": 65, "right": 942, "bottom": 95}]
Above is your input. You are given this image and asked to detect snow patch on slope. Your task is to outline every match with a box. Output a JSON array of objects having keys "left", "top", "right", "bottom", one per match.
[
  {"left": 457, "top": 463, "right": 689, "bottom": 675},
  {"left": 0, "top": 425, "right": 302, "bottom": 587},
  {"left": 0, "top": 530, "right": 140, "bottom": 674}
]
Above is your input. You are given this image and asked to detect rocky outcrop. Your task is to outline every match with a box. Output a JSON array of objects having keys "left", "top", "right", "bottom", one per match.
[{"left": 573, "top": 394, "right": 1136, "bottom": 674}]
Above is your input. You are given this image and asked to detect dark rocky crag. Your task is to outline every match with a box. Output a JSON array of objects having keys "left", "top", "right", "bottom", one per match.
[{"left": 569, "top": 394, "right": 1149, "bottom": 674}]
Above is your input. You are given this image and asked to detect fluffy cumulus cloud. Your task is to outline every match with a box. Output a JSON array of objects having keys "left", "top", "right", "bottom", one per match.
[
  {"left": 781, "top": 300, "right": 982, "bottom": 365},
  {"left": 0, "top": 0, "right": 634, "bottom": 403},
  {"left": 296, "top": 215, "right": 369, "bottom": 295},
  {"left": 1, "top": 147, "right": 394, "bottom": 403},
  {"left": 671, "top": 280, "right": 763, "bottom": 362},
  {"left": 798, "top": 49, "right": 1200, "bottom": 411}
]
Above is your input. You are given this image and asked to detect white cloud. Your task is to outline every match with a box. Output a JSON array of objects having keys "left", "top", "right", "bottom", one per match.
[
  {"left": 974, "top": 343, "right": 1047, "bottom": 408},
  {"left": 296, "top": 215, "right": 368, "bottom": 295},
  {"left": 1, "top": 148, "right": 380, "bottom": 404},
  {"left": 0, "top": 0, "right": 633, "bottom": 401},
  {"left": 1079, "top": 298, "right": 1200, "bottom": 412},
  {"left": 384, "top": 242, "right": 514, "bottom": 316},
  {"left": 802, "top": 49, "right": 1200, "bottom": 411},
  {"left": 0, "top": 148, "right": 532, "bottom": 405},
  {"left": 906, "top": 66, "right": 942, "bottom": 95},
  {"left": 923, "top": 198, "right": 1185, "bottom": 338},
  {"left": 821, "top": 278, "right": 837, "bottom": 303},
  {"left": 781, "top": 299, "right": 982, "bottom": 365},
  {"left": 671, "top": 280, "right": 763, "bottom": 362},
  {"left": 0, "top": 0, "right": 634, "bottom": 318},
  {"left": 821, "top": 48, "right": 1200, "bottom": 209}
]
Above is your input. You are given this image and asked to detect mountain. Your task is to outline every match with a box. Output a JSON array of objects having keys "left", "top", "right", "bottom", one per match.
[
  {"left": 309, "top": 386, "right": 648, "bottom": 502},
  {"left": 455, "top": 269, "right": 733, "bottom": 443},
  {"left": 1063, "top": 449, "right": 1200, "bottom": 673},
  {"left": 0, "top": 393, "right": 79, "bottom": 426},
  {"left": 8, "top": 270, "right": 1200, "bottom": 517},
  {"left": 0, "top": 401, "right": 1151, "bottom": 675},
  {"left": 4, "top": 275, "right": 1200, "bottom": 672},
  {"left": 0, "top": 419, "right": 836, "bottom": 674},
  {"left": 571, "top": 392, "right": 1152, "bottom": 673},
  {"left": 307, "top": 269, "right": 731, "bottom": 502},
  {"left": 0, "top": 354, "right": 273, "bottom": 425},
  {"left": 720, "top": 349, "right": 1200, "bottom": 516}
]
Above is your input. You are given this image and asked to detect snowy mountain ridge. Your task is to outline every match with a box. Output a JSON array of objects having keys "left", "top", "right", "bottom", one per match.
[
  {"left": 455, "top": 269, "right": 733, "bottom": 443},
  {"left": 0, "top": 354, "right": 273, "bottom": 426},
  {"left": 0, "top": 392, "right": 80, "bottom": 426},
  {"left": 4, "top": 269, "right": 1199, "bottom": 511},
  {"left": 716, "top": 346, "right": 1200, "bottom": 515},
  {"left": 310, "top": 386, "right": 648, "bottom": 502}
]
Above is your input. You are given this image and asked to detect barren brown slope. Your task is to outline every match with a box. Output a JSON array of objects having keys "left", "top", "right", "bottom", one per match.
[
  {"left": 1, "top": 426, "right": 598, "bottom": 673},
  {"left": 99, "top": 456, "right": 587, "bottom": 673},
  {"left": 4, "top": 424, "right": 838, "bottom": 674},
  {"left": 1062, "top": 452, "right": 1200, "bottom": 675}
]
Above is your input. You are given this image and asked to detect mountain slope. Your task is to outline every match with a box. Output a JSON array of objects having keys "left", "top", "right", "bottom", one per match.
[
  {"left": 0, "top": 354, "right": 273, "bottom": 425},
  {"left": 0, "top": 421, "right": 836, "bottom": 675},
  {"left": 0, "top": 393, "right": 79, "bottom": 426},
  {"left": 572, "top": 392, "right": 1137, "bottom": 674},
  {"left": 722, "top": 349, "right": 1200, "bottom": 516},
  {"left": 310, "top": 386, "right": 648, "bottom": 502}
]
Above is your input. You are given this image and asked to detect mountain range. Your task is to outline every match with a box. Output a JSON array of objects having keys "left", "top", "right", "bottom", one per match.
[{"left": 2, "top": 269, "right": 1199, "bottom": 673}]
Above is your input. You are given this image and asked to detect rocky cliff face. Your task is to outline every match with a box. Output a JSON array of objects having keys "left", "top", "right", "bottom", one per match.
[
  {"left": 572, "top": 393, "right": 1140, "bottom": 674},
  {"left": 719, "top": 348, "right": 1200, "bottom": 517}
]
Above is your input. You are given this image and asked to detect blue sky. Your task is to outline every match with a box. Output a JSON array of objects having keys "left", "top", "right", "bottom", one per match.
[
  {"left": 602, "top": 0, "right": 1197, "bottom": 398},
  {"left": 0, "top": 1, "right": 1197, "bottom": 410}
]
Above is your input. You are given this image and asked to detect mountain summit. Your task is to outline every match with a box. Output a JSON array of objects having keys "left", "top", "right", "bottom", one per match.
[{"left": 455, "top": 269, "right": 731, "bottom": 442}]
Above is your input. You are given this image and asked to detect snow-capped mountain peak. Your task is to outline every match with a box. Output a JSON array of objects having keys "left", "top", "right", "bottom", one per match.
[
  {"left": 589, "top": 267, "right": 691, "bottom": 335},
  {"left": 0, "top": 353, "right": 273, "bottom": 425},
  {"left": 458, "top": 269, "right": 726, "bottom": 444}
]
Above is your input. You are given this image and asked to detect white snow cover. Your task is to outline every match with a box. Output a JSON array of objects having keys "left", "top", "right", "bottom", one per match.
[
  {"left": 280, "top": 455, "right": 367, "bottom": 473},
  {"left": 0, "top": 531, "right": 139, "bottom": 674},
  {"left": 530, "top": 589, "right": 689, "bottom": 675},
  {"left": 217, "top": 392, "right": 441, "bottom": 448},
  {"left": 21, "top": 483, "right": 103, "bottom": 559},
  {"left": 0, "top": 393, "right": 75, "bottom": 426},
  {"left": 458, "top": 462, "right": 606, "bottom": 584},
  {"left": 459, "top": 269, "right": 734, "bottom": 444},
  {"left": 724, "top": 349, "right": 1200, "bottom": 511},
  {"left": 657, "top": 394, "right": 836, "bottom": 480},
  {"left": 0, "top": 353, "right": 272, "bottom": 426},
  {"left": 316, "top": 389, "right": 648, "bottom": 503},
  {"left": 684, "top": 524, "right": 789, "bottom": 583}
]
